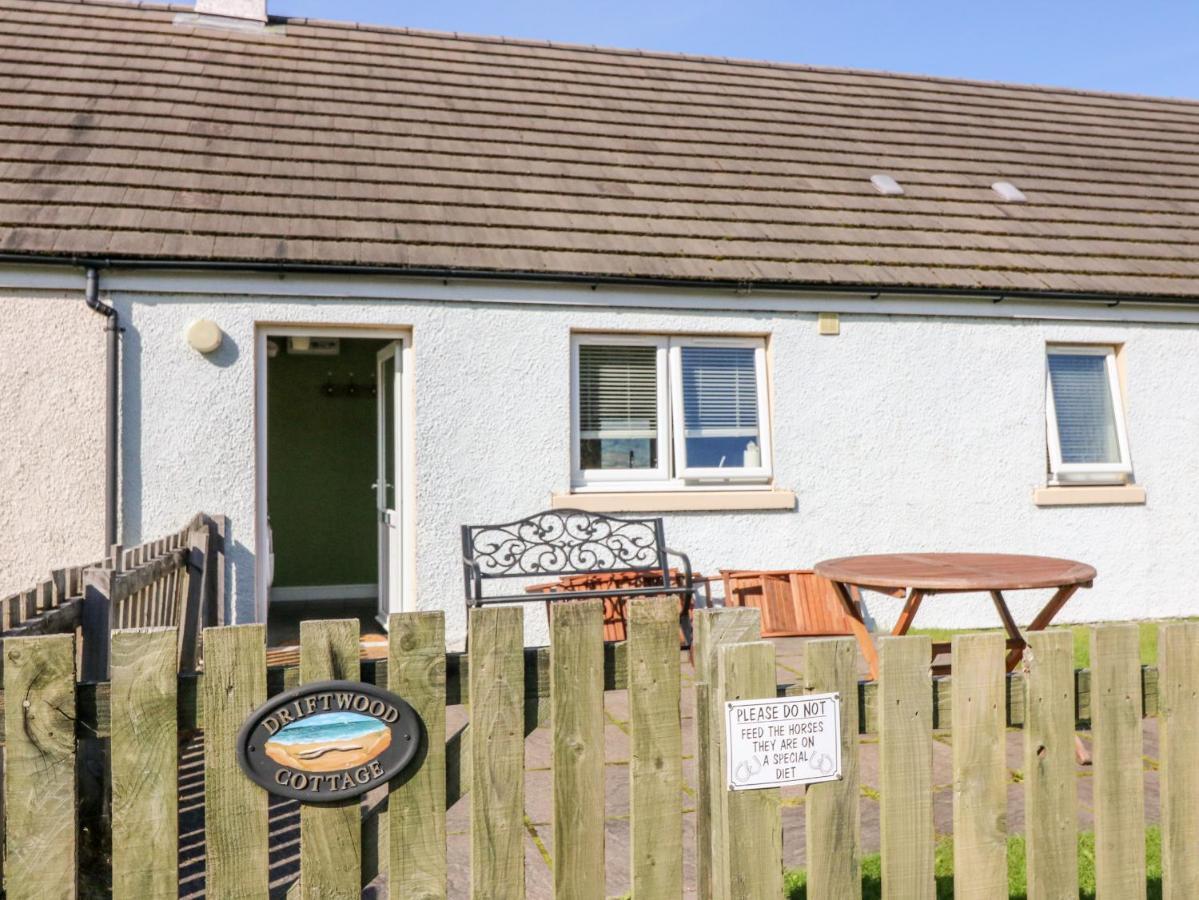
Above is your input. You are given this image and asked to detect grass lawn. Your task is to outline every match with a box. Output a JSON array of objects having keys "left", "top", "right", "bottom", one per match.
[
  {"left": 784, "top": 827, "right": 1162, "bottom": 899},
  {"left": 909, "top": 620, "right": 1171, "bottom": 668}
]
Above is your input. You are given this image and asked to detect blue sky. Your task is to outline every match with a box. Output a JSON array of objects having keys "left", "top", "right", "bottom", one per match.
[{"left": 270, "top": 0, "right": 1199, "bottom": 100}]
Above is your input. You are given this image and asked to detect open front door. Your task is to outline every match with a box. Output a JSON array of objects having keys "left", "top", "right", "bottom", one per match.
[{"left": 376, "top": 341, "right": 404, "bottom": 625}]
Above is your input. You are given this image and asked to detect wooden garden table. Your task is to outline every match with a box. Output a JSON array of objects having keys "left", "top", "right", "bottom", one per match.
[{"left": 813, "top": 553, "right": 1096, "bottom": 680}]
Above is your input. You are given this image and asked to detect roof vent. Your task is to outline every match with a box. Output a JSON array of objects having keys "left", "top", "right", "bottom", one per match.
[
  {"left": 991, "top": 181, "right": 1027, "bottom": 203},
  {"left": 870, "top": 174, "right": 904, "bottom": 196},
  {"left": 193, "top": 0, "right": 267, "bottom": 23}
]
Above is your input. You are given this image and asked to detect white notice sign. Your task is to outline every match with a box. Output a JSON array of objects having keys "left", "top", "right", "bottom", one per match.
[{"left": 725, "top": 692, "right": 842, "bottom": 791}]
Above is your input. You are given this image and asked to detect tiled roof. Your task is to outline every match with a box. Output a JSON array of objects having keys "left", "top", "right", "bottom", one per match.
[{"left": 3, "top": 0, "right": 1199, "bottom": 299}]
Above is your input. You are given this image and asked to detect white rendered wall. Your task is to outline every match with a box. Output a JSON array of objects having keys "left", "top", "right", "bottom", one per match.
[
  {"left": 0, "top": 289, "right": 106, "bottom": 593},
  {"left": 3, "top": 267, "right": 1195, "bottom": 647}
]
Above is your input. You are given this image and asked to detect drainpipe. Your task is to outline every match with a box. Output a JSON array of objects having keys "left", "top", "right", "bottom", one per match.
[{"left": 84, "top": 266, "right": 119, "bottom": 551}]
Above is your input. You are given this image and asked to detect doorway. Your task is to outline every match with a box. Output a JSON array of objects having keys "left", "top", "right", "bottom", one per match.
[{"left": 255, "top": 327, "right": 412, "bottom": 642}]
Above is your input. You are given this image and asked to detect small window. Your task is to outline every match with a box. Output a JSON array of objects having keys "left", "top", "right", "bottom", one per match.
[
  {"left": 572, "top": 334, "right": 771, "bottom": 489},
  {"left": 1045, "top": 345, "right": 1132, "bottom": 484}
]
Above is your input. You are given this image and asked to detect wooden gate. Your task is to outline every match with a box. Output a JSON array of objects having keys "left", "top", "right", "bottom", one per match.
[{"left": 1, "top": 603, "right": 1196, "bottom": 897}]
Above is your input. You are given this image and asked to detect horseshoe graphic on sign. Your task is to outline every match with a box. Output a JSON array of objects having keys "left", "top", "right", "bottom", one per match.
[
  {"left": 733, "top": 755, "right": 763, "bottom": 784},
  {"left": 810, "top": 752, "right": 835, "bottom": 776}
]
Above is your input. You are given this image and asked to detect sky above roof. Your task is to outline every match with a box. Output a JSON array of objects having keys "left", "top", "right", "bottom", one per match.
[{"left": 268, "top": 0, "right": 1199, "bottom": 101}]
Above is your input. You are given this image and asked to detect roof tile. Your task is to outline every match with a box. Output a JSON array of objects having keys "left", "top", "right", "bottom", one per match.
[{"left": 2, "top": 0, "right": 1198, "bottom": 299}]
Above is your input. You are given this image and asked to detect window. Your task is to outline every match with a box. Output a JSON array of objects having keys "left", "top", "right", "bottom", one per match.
[
  {"left": 572, "top": 334, "right": 771, "bottom": 489},
  {"left": 1045, "top": 345, "right": 1131, "bottom": 484}
]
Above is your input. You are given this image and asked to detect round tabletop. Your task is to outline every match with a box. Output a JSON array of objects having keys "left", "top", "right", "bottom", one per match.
[{"left": 813, "top": 553, "right": 1096, "bottom": 592}]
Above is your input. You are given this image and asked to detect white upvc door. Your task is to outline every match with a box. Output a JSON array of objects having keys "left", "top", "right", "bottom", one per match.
[{"left": 375, "top": 341, "right": 404, "bottom": 624}]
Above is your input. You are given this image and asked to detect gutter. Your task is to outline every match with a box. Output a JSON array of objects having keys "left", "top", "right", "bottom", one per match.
[
  {"left": 0, "top": 252, "right": 1194, "bottom": 309},
  {"left": 83, "top": 266, "right": 120, "bottom": 553}
]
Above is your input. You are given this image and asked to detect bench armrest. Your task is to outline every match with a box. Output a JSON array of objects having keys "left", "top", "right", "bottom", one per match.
[
  {"left": 664, "top": 547, "right": 695, "bottom": 595},
  {"left": 462, "top": 555, "right": 483, "bottom": 608}
]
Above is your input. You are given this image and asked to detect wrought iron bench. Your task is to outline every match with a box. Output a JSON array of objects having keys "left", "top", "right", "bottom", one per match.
[{"left": 461, "top": 509, "right": 696, "bottom": 615}]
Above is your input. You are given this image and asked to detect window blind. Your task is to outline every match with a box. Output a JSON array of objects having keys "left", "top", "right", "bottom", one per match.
[
  {"left": 577, "top": 344, "right": 658, "bottom": 438},
  {"left": 1048, "top": 353, "right": 1120, "bottom": 464},
  {"left": 680, "top": 346, "right": 759, "bottom": 436}
]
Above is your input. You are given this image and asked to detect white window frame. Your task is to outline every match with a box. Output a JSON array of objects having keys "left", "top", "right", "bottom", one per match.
[
  {"left": 1045, "top": 344, "right": 1133, "bottom": 485},
  {"left": 571, "top": 333, "right": 772, "bottom": 490},
  {"left": 669, "top": 336, "right": 773, "bottom": 482},
  {"left": 571, "top": 333, "right": 671, "bottom": 488}
]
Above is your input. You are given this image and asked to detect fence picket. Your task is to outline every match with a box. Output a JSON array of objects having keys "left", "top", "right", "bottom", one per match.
[
  {"left": 81, "top": 567, "right": 114, "bottom": 680},
  {"left": 299, "top": 620, "right": 362, "bottom": 899},
  {"left": 717, "top": 640, "right": 783, "bottom": 899},
  {"left": 469, "top": 606, "right": 525, "bottom": 900},
  {"left": 879, "top": 635, "right": 934, "bottom": 900},
  {"left": 951, "top": 633, "right": 1006, "bottom": 899},
  {"left": 551, "top": 600, "right": 604, "bottom": 900},
  {"left": 177, "top": 529, "right": 209, "bottom": 672},
  {"left": 804, "top": 637, "right": 861, "bottom": 900},
  {"left": 4, "top": 634, "right": 76, "bottom": 900},
  {"left": 1091, "top": 624, "right": 1146, "bottom": 900},
  {"left": 629, "top": 597, "right": 683, "bottom": 898},
  {"left": 204, "top": 624, "right": 269, "bottom": 899},
  {"left": 388, "top": 611, "right": 448, "bottom": 898},
  {"left": 693, "top": 606, "right": 761, "bottom": 900},
  {"left": 36, "top": 580, "right": 52, "bottom": 615},
  {"left": 111, "top": 627, "right": 178, "bottom": 898},
  {"left": 1023, "top": 630, "right": 1078, "bottom": 900},
  {"left": 1158, "top": 622, "right": 1199, "bottom": 899}
]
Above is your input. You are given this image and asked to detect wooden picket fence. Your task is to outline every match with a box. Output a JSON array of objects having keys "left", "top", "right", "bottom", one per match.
[
  {"left": 0, "top": 514, "right": 225, "bottom": 677},
  {"left": 0, "top": 600, "right": 1195, "bottom": 898},
  {"left": 80, "top": 514, "right": 226, "bottom": 678},
  {"left": 0, "top": 555, "right": 101, "bottom": 637}
]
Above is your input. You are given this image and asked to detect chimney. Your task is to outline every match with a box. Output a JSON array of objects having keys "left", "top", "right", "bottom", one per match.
[{"left": 194, "top": 0, "right": 267, "bottom": 23}]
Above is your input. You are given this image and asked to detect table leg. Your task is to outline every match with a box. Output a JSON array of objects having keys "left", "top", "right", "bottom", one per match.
[
  {"left": 890, "top": 589, "right": 926, "bottom": 636},
  {"left": 831, "top": 580, "right": 879, "bottom": 681},
  {"left": 1026, "top": 584, "right": 1082, "bottom": 633},
  {"left": 989, "top": 590, "right": 1028, "bottom": 671}
]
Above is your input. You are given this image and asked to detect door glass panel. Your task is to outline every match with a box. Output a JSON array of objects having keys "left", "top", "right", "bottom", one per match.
[{"left": 382, "top": 353, "right": 397, "bottom": 509}]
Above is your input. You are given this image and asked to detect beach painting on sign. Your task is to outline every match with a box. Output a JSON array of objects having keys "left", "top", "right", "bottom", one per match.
[
  {"left": 237, "top": 679, "right": 422, "bottom": 802},
  {"left": 264, "top": 711, "right": 393, "bottom": 772}
]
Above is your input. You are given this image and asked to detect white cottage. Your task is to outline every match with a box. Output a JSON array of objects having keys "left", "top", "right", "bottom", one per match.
[{"left": 2, "top": 0, "right": 1197, "bottom": 647}]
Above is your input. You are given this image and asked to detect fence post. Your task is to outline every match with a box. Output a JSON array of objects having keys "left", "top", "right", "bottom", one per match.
[
  {"left": 693, "top": 606, "right": 760, "bottom": 900},
  {"left": 207, "top": 514, "right": 228, "bottom": 627},
  {"left": 717, "top": 639, "right": 782, "bottom": 899},
  {"left": 1091, "top": 624, "right": 1146, "bottom": 900},
  {"left": 299, "top": 619, "right": 362, "bottom": 899},
  {"left": 388, "top": 611, "right": 448, "bottom": 899},
  {"left": 1160, "top": 621, "right": 1199, "bottom": 899},
  {"left": 177, "top": 528, "right": 210, "bottom": 672},
  {"left": 1023, "top": 629, "right": 1078, "bottom": 899},
  {"left": 204, "top": 624, "right": 269, "bottom": 899},
  {"left": 468, "top": 606, "right": 525, "bottom": 900},
  {"left": 951, "top": 633, "right": 1007, "bottom": 899},
  {"left": 629, "top": 597, "right": 683, "bottom": 898},
  {"left": 879, "top": 635, "right": 934, "bottom": 900},
  {"left": 550, "top": 599, "right": 605, "bottom": 900},
  {"left": 804, "top": 637, "right": 862, "bottom": 900},
  {"left": 81, "top": 566, "right": 113, "bottom": 680},
  {"left": 111, "top": 627, "right": 178, "bottom": 897},
  {"left": 4, "top": 634, "right": 77, "bottom": 900}
]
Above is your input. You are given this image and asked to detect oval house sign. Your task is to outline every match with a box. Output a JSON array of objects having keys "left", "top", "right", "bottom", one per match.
[{"left": 237, "top": 680, "right": 422, "bottom": 803}]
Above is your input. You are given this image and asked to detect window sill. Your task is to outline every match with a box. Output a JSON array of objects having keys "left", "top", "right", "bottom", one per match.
[
  {"left": 1033, "top": 484, "right": 1146, "bottom": 507},
  {"left": 551, "top": 489, "right": 796, "bottom": 513}
]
